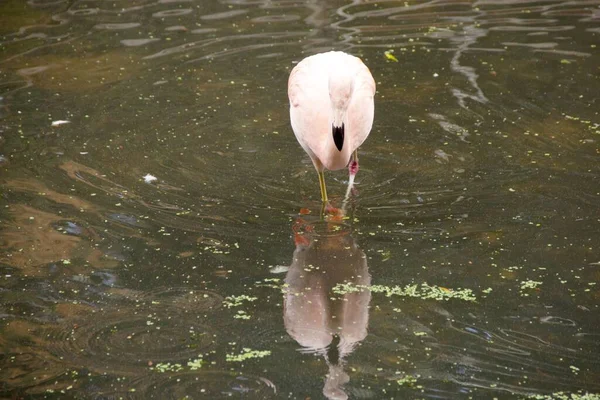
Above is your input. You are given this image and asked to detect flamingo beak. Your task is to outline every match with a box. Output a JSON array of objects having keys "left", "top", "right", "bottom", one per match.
[{"left": 332, "top": 123, "right": 344, "bottom": 151}]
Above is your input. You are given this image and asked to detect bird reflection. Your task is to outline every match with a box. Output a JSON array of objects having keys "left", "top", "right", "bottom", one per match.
[{"left": 283, "top": 212, "right": 370, "bottom": 400}]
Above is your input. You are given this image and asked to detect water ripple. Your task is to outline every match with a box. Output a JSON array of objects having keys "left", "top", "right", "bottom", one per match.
[
  {"left": 252, "top": 14, "right": 301, "bottom": 23},
  {"left": 43, "top": 307, "right": 217, "bottom": 374},
  {"left": 94, "top": 22, "right": 141, "bottom": 30},
  {"left": 88, "top": 371, "right": 277, "bottom": 398},
  {"left": 121, "top": 38, "right": 161, "bottom": 47},
  {"left": 200, "top": 9, "right": 248, "bottom": 20},
  {"left": 153, "top": 9, "right": 193, "bottom": 18}
]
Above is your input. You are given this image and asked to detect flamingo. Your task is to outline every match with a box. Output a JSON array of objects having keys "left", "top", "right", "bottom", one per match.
[{"left": 288, "top": 51, "right": 376, "bottom": 203}]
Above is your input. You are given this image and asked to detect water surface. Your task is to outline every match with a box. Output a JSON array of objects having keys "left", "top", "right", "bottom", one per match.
[{"left": 1, "top": 0, "right": 599, "bottom": 398}]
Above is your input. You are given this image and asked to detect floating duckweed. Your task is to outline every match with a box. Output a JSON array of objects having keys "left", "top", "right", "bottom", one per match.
[
  {"left": 187, "top": 358, "right": 204, "bottom": 370},
  {"left": 198, "top": 239, "right": 236, "bottom": 255},
  {"left": 525, "top": 392, "right": 600, "bottom": 400},
  {"left": 380, "top": 250, "right": 391, "bottom": 261},
  {"left": 570, "top": 365, "right": 580, "bottom": 374},
  {"left": 223, "top": 295, "right": 257, "bottom": 308},
  {"left": 520, "top": 280, "right": 543, "bottom": 290},
  {"left": 152, "top": 362, "right": 184, "bottom": 373},
  {"left": 226, "top": 348, "right": 271, "bottom": 362},
  {"left": 397, "top": 374, "right": 418, "bottom": 386},
  {"left": 384, "top": 50, "right": 399, "bottom": 62},
  {"left": 332, "top": 283, "right": 476, "bottom": 302},
  {"left": 234, "top": 310, "right": 251, "bottom": 320},
  {"left": 563, "top": 114, "right": 600, "bottom": 134},
  {"left": 151, "top": 357, "right": 204, "bottom": 373},
  {"left": 256, "top": 278, "right": 284, "bottom": 290}
]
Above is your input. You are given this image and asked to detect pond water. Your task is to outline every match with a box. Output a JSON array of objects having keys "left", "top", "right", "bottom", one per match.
[{"left": 1, "top": 0, "right": 599, "bottom": 399}]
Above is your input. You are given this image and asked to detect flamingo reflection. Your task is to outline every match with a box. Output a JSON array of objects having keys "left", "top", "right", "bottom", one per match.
[{"left": 283, "top": 211, "right": 370, "bottom": 400}]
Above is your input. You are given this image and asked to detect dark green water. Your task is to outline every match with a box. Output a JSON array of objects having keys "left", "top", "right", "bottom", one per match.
[{"left": 1, "top": 0, "right": 599, "bottom": 399}]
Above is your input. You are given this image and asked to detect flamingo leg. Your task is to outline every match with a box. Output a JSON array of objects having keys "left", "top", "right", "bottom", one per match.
[
  {"left": 318, "top": 169, "right": 328, "bottom": 203},
  {"left": 349, "top": 150, "right": 359, "bottom": 176}
]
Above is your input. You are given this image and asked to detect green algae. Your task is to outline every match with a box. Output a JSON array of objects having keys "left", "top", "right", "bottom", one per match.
[
  {"left": 525, "top": 392, "right": 600, "bottom": 400},
  {"left": 151, "top": 357, "right": 204, "bottom": 373},
  {"left": 187, "top": 358, "right": 204, "bottom": 371},
  {"left": 226, "top": 348, "right": 271, "bottom": 362},
  {"left": 151, "top": 362, "right": 184, "bottom": 373},
  {"left": 332, "top": 282, "right": 477, "bottom": 302},
  {"left": 223, "top": 294, "right": 257, "bottom": 308},
  {"left": 233, "top": 310, "right": 251, "bottom": 320},
  {"left": 397, "top": 374, "right": 419, "bottom": 387}
]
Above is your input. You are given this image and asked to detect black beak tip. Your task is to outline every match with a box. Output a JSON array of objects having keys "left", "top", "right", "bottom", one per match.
[{"left": 332, "top": 124, "right": 344, "bottom": 151}]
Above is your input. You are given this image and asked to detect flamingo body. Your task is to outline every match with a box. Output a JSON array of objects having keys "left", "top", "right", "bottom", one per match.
[{"left": 288, "top": 51, "right": 375, "bottom": 202}]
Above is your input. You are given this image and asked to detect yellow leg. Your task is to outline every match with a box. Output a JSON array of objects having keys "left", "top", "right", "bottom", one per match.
[
  {"left": 318, "top": 170, "right": 328, "bottom": 203},
  {"left": 320, "top": 201, "right": 327, "bottom": 219},
  {"left": 353, "top": 149, "right": 358, "bottom": 163}
]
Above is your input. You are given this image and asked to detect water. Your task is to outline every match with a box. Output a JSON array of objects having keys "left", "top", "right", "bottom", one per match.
[{"left": 1, "top": 0, "right": 599, "bottom": 398}]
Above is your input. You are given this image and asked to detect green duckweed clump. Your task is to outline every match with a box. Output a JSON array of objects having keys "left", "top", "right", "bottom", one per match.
[
  {"left": 226, "top": 348, "right": 271, "bottom": 362},
  {"left": 223, "top": 294, "right": 257, "bottom": 308},
  {"left": 333, "top": 282, "right": 477, "bottom": 302},
  {"left": 525, "top": 392, "right": 600, "bottom": 400}
]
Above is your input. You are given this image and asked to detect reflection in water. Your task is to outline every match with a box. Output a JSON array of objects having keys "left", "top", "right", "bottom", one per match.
[
  {"left": 448, "top": 21, "right": 489, "bottom": 109},
  {"left": 284, "top": 215, "right": 370, "bottom": 400}
]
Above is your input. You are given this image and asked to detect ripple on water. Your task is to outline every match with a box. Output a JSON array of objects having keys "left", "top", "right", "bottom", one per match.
[
  {"left": 27, "top": 0, "right": 69, "bottom": 6},
  {"left": 250, "top": 174, "right": 301, "bottom": 205},
  {"left": 17, "top": 65, "right": 54, "bottom": 76},
  {"left": 190, "top": 27, "right": 218, "bottom": 34},
  {"left": 0, "top": 351, "right": 66, "bottom": 394},
  {"left": 489, "top": 25, "right": 574, "bottom": 32},
  {"left": 68, "top": 8, "right": 99, "bottom": 16},
  {"left": 539, "top": 315, "right": 577, "bottom": 326},
  {"left": 85, "top": 371, "right": 276, "bottom": 399},
  {"left": 42, "top": 304, "right": 218, "bottom": 374},
  {"left": 433, "top": 320, "right": 600, "bottom": 394},
  {"left": 153, "top": 9, "right": 193, "bottom": 18},
  {"left": 145, "top": 371, "right": 276, "bottom": 399},
  {"left": 293, "top": 219, "right": 353, "bottom": 239},
  {"left": 165, "top": 25, "right": 188, "bottom": 31},
  {"left": 121, "top": 38, "right": 161, "bottom": 47},
  {"left": 94, "top": 23, "right": 142, "bottom": 30},
  {"left": 135, "top": 286, "right": 224, "bottom": 312},
  {"left": 200, "top": 9, "right": 248, "bottom": 20},
  {"left": 107, "top": 213, "right": 150, "bottom": 229},
  {"left": 251, "top": 14, "right": 301, "bottom": 23},
  {"left": 256, "top": 52, "right": 284, "bottom": 58}
]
